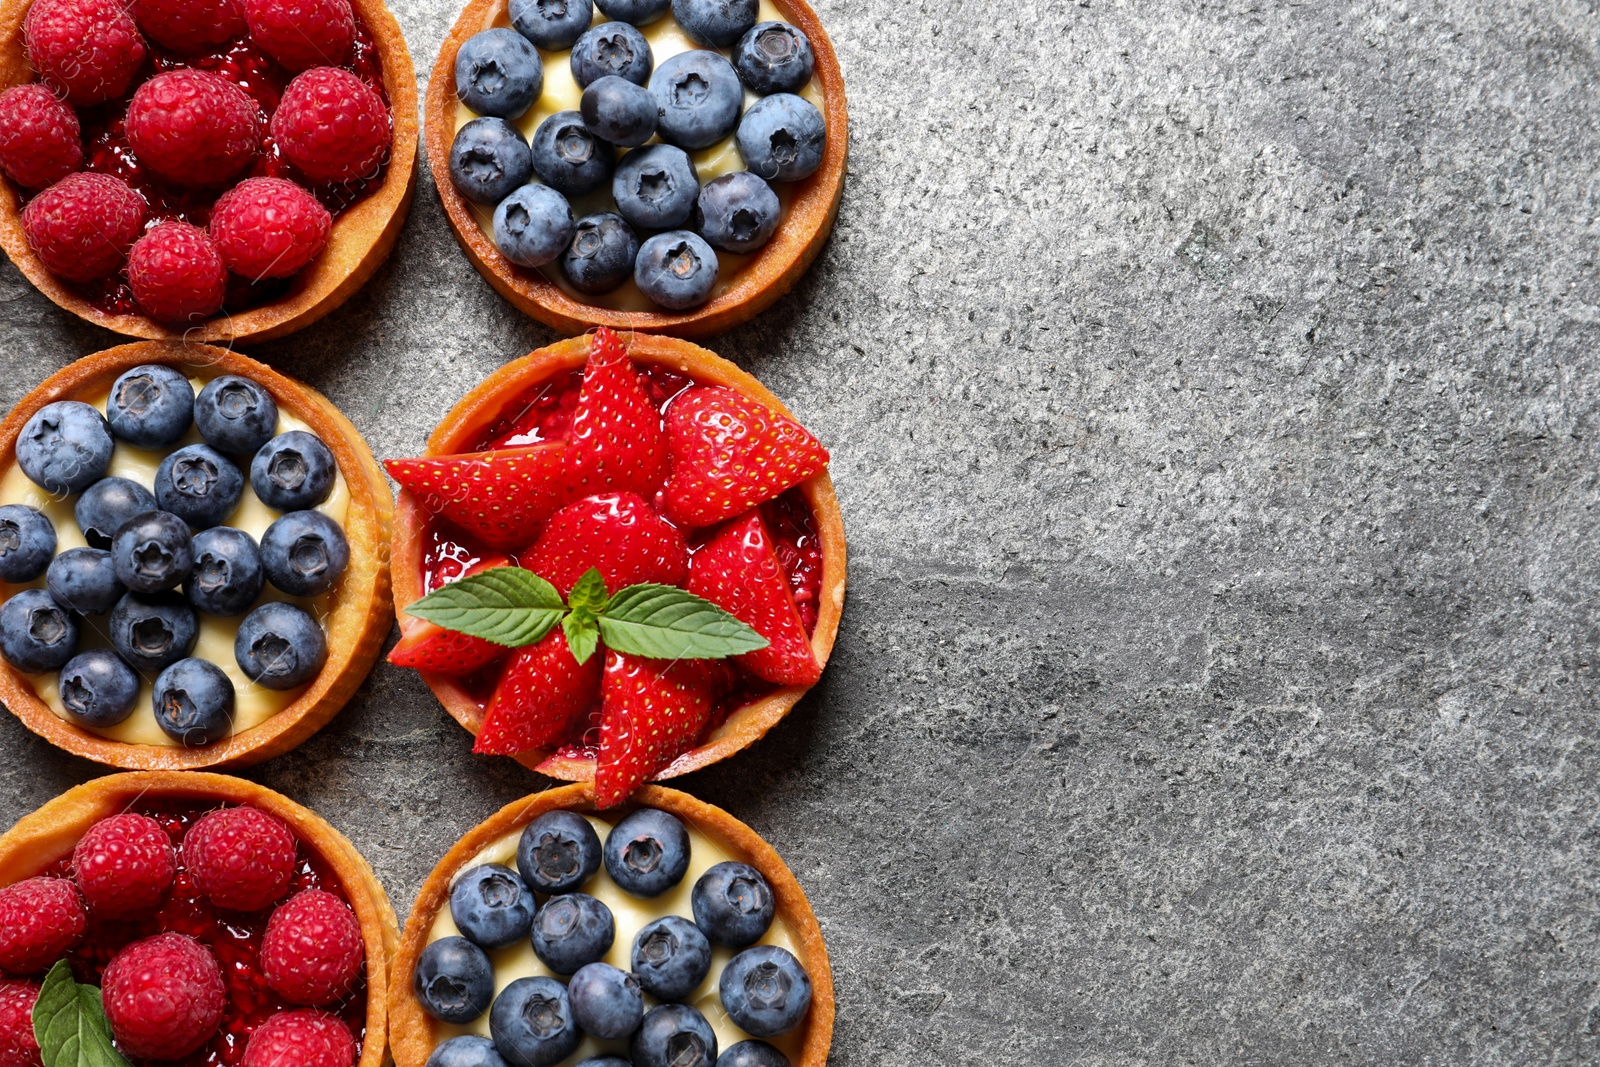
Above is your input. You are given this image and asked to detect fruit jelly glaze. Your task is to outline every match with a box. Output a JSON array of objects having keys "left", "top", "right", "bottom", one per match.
[{"left": 43, "top": 800, "right": 366, "bottom": 1067}]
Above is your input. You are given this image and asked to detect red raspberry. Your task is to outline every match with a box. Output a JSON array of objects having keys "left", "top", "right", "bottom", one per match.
[
  {"left": 0, "top": 86, "right": 80, "bottom": 189},
  {"left": 270, "top": 67, "right": 390, "bottom": 185},
  {"left": 0, "top": 878, "right": 85, "bottom": 974},
  {"left": 259, "top": 890, "right": 364, "bottom": 1007},
  {"left": 183, "top": 805, "right": 298, "bottom": 912},
  {"left": 209, "top": 176, "right": 332, "bottom": 280},
  {"left": 23, "top": 0, "right": 146, "bottom": 106},
  {"left": 0, "top": 981, "right": 40, "bottom": 1067},
  {"left": 128, "top": 221, "right": 228, "bottom": 323},
  {"left": 72, "top": 813, "right": 176, "bottom": 919},
  {"left": 126, "top": 69, "right": 262, "bottom": 188},
  {"left": 129, "top": 0, "right": 246, "bottom": 53},
  {"left": 241, "top": 1010, "right": 355, "bottom": 1067},
  {"left": 102, "top": 933, "right": 225, "bottom": 1061},
  {"left": 244, "top": 0, "right": 353, "bottom": 72},
  {"left": 21, "top": 172, "right": 145, "bottom": 282}
]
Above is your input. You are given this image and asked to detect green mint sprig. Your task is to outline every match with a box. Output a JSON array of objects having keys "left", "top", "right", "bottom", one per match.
[{"left": 33, "top": 960, "right": 131, "bottom": 1067}]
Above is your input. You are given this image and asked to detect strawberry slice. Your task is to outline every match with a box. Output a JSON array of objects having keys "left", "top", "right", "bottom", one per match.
[
  {"left": 594, "top": 651, "right": 728, "bottom": 808},
  {"left": 475, "top": 628, "right": 602, "bottom": 755},
  {"left": 688, "top": 509, "right": 821, "bottom": 687},
  {"left": 388, "top": 554, "right": 516, "bottom": 676},
  {"left": 661, "top": 387, "right": 829, "bottom": 529},
  {"left": 524, "top": 492, "right": 688, "bottom": 595},
  {"left": 385, "top": 443, "right": 573, "bottom": 550},
  {"left": 566, "top": 328, "right": 668, "bottom": 498}
]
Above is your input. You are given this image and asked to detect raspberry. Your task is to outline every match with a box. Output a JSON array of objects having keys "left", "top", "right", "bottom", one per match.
[
  {"left": 128, "top": 221, "right": 228, "bottom": 323},
  {"left": 126, "top": 69, "right": 262, "bottom": 188},
  {"left": 241, "top": 1010, "right": 355, "bottom": 1067},
  {"left": 0, "top": 878, "right": 85, "bottom": 974},
  {"left": 244, "top": 0, "right": 353, "bottom": 72},
  {"left": 102, "top": 933, "right": 225, "bottom": 1061},
  {"left": 23, "top": 0, "right": 146, "bottom": 106},
  {"left": 0, "top": 981, "right": 40, "bottom": 1067},
  {"left": 129, "top": 0, "right": 246, "bottom": 53},
  {"left": 183, "top": 805, "right": 298, "bottom": 912},
  {"left": 21, "top": 172, "right": 145, "bottom": 282},
  {"left": 270, "top": 67, "right": 390, "bottom": 185},
  {"left": 259, "top": 890, "right": 364, "bottom": 1007},
  {"left": 0, "top": 86, "right": 80, "bottom": 189},
  {"left": 209, "top": 177, "right": 332, "bottom": 280},
  {"left": 72, "top": 813, "right": 176, "bottom": 919}
]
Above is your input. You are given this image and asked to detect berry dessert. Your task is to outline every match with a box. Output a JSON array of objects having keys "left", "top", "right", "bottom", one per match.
[
  {"left": 0, "top": 0, "right": 417, "bottom": 342},
  {"left": 388, "top": 784, "right": 833, "bottom": 1067},
  {"left": 385, "top": 329, "right": 845, "bottom": 800},
  {"left": 0, "top": 771, "right": 397, "bottom": 1067},
  {"left": 426, "top": 0, "right": 846, "bottom": 337},
  {"left": 0, "top": 341, "right": 393, "bottom": 769}
]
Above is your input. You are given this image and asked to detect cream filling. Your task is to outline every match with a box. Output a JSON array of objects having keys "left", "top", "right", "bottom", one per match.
[
  {"left": 426, "top": 811, "right": 807, "bottom": 1064},
  {"left": 0, "top": 376, "right": 350, "bottom": 747},
  {"left": 452, "top": 0, "right": 825, "bottom": 311}
]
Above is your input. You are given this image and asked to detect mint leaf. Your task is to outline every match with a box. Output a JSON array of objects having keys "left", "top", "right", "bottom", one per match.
[
  {"left": 405, "top": 567, "right": 566, "bottom": 647},
  {"left": 34, "top": 960, "right": 131, "bottom": 1067},
  {"left": 598, "top": 584, "right": 769, "bottom": 660},
  {"left": 563, "top": 611, "right": 601, "bottom": 665},
  {"left": 561, "top": 569, "right": 608, "bottom": 664},
  {"left": 567, "top": 569, "right": 610, "bottom": 618}
]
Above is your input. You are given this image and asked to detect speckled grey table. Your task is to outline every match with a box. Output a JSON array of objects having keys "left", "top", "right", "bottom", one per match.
[{"left": 3, "top": 1, "right": 1599, "bottom": 1063}]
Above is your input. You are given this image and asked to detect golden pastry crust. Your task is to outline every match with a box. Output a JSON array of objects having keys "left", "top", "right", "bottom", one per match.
[
  {"left": 0, "top": 771, "right": 398, "bottom": 1067},
  {"left": 425, "top": 0, "right": 848, "bottom": 339},
  {"left": 0, "top": 0, "right": 418, "bottom": 343},
  {"left": 388, "top": 332, "right": 847, "bottom": 780},
  {"left": 388, "top": 783, "right": 834, "bottom": 1067},
  {"left": 0, "top": 341, "right": 395, "bottom": 769}
]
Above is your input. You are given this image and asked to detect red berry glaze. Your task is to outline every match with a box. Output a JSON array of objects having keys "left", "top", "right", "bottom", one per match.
[
  {"left": 21, "top": 172, "right": 144, "bottom": 282},
  {"left": 0, "top": 85, "right": 81, "bottom": 189},
  {"left": 244, "top": 0, "right": 354, "bottom": 72},
  {"left": 210, "top": 176, "right": 333, "bottom": 280},
  {"left": 476, "top": 628, "right": 603, "bottom": 756},
  {"left": 184, "top": 806, "right": 299, "bottom": 912},
  {"left": 23, "top": 0, "right": 147, "bottom": 106},
  {"left": 260, "top": 890, "right": 365, "bottom": 1007},
  {"left": 0, "top": 877, "right": 86, "bottom": 975},
  {"left": 102, "top": 932, "right": 226, "bottom": 1061},
  {"left": 72, "top": 813, "right": 177, "bottom": 919},
  {"left": 126, "top": 69, "right": 262, "bottom": 188},
  {"left": 271, "top": 67, "right": 390, "bottom": 185},
  {"left": 242, "top": 1009, "right": 356, "bottom": 1067},
  {"left": 130, "top": 0, "right": 246, "bottom": 53},
  {"left": 525, "top": 492, "right": 690, "bottom": 595},
  {"left": 128, "top": 221, "right": 228, "bottom": 322},
  {"left": 0, "top": 981, "right": 40, "bottom": 1067}
]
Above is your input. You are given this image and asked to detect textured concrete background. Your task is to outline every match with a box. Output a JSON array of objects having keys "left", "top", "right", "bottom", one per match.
[{"left": 2, "top": 0, "right": 1599, "bottom": 1063}]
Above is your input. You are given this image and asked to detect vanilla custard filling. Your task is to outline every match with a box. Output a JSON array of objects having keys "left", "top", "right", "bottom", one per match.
[
  {"left": 426, "top": 811, "right": 807, "bottom": 1064},
  {"left": 0, "top": 376, "right": 350, "bottom": 747},
  {"left": 452, "top": 0, "right": 826, "bottom": 312}
]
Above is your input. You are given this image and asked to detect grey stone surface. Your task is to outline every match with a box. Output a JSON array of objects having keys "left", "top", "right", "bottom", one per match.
[{"left": 1, "top": 0, "right": 1599, "bottom": 1063}]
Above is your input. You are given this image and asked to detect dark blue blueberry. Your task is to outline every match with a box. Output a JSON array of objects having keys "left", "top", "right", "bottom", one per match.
[
  {"left": 736, "top": 94, "right": 825, "bottom": 182},
  {"left": 17, "top": 401, "right": 113, "bottom": 495},
  {"left": 594, "top": 0, "right": 668, "bottom": 24},
  {"left": 635, "top": 231, "right": 719, "bottom": 310},
  {"left": 194, "top": 376, "right": 278, "bottom": 457},
  {"left": 451, "top": 118, "right": 535, "bottom": 206},
  {"left": 155, "top": 444, "right": 244, "bottom": 529},
  {"left": 427, "top": 1036, "right": 512, "bottom": 1067},
  {"left": 260, "top": 511, "right": 348, "bottom": 596},
  {"left": 57, "top": 649, "right": 140, "bottom": 728},
  {"left": 650, "top": 50, "right": 743, "bottom": 150},
  {"left": 456, "top": 28, "right": 544, "bottom": 120},
  {"left": 46, "top": 548, "right": 124, "bottom": 615},
  {"left": 581, "top": 75, "right": 657, "bottom": 147},
  {"left": 571, "top": 23, "right": 652, "bottom": 88},
  {"left": 575, "top": 1060, "right": 632, "bottom": 1067},
  {"left": 0, "top": 588, "right": 78, "bottom": 672},
  {"left": 718, "top": 946, "right": 812, "bottom": 1037},
  {"left": 531, "top": 893, "right": 614, "bottom": 974},
  {"left": 531, "top": 111, "right": 614, "bottom": 196},
  {"left": 106, "top": 364, "right": 194, "bottom": 447},
  {"left": 490, "top": 976, "right": 580, "bottom": 1067},
  {"left": 630, "top": 915, "right": 711, "bottom": 1000},
  {"left": 612, "top": 144, "right": 698, "bottom": 229},
  {"left": 75, "top": 477, "right": 156, "bottom": 549},
  {"left": 494, "top": 184, "right": 575, "bottom": 268},
  {"left": 691, "top": 861, "right": 774, "bottom": 947},
  {"left": 251, "top": 431, "right": 337, "bottom": 513},
  {"left": 187, "top": 527, "right": 264, "bottom": 617},
  {"left": 567, "top": 962, "right": 643, "bottom": 1040},
  {"left": 603, "top": 807, "right": 689, "bottom": 897},
  {"left": 416, "top": 936, "right": 496, "bottom": 1024},
  {"left": 112, "top": 511, "right": 193, "bottom": 594},
  {"left": 0, "top": 505, "right": 55, "bottom": 582},
  {"left": 562, "top": 212, "right": 639, "bottom": 294},
  {"left": 517, "top": 810, "right": 602, "bottom": 893},
  {"left": 631, "top": 1004, "right": 717, "bottom": 1067},
  {"left": 734, "top": 22, "right": 813, "bottom": 95},
  {"left": 717, "top": 1041, "right": 789, "bottom": 1067},
  {"left": 235, "top": 601, "right": 327, "bottom": 690},
  {"left": 508, "top": 0, "right": 592, "bottom": 49},
  {"left": 108, "top": 591, "right": 198, "bottom": 673},
  {"left": 153, "top": 657, "right": 234, "bottom": 746},
  {"left": 450, "top": 863, "right": 536, "bottom": 949},
  {"left": 671, "top": 0, "right": 756, "bottom": 47},
  {"left": 697, "top": 171, "right": 780, "bottom": 254}
]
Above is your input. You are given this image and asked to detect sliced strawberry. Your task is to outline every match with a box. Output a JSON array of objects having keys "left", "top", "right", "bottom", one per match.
[
  {"left": 389, "top": 554, "right": 515, "bottom": 676},
  {"left": 475, "top": 628, "right": 602, "bottom": 755},
  {"left": 524, "top": 492, "right": 689, "bottom": 595},
  {"left": 385, "top": 443, "right": 573, "bottom": 550},
  {"left": 688, "top": 509, "right": 821, "bottom": 687},
  {"left": 662, "top": 387, "right": 829, "bottom": 529},
  {"left": 594, "top": 651, "right": 728, "bottom": 808},
  {"left": 566, "top": 328, "right": 668, "bottom": 498}
]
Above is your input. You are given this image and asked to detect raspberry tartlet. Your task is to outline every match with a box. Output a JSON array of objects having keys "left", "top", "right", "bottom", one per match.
[
  {"left": 0, "top": 0, "right": 417, "bottom": 342},
  {"left": 0, "top": 771, "right": 397, "bottom": 1067},
  {"left": 386, "top": 329, "right": 845, "bottom": 802},
  {"left": 0, "top": 341, "right": 393, "bottom": 769},
  {"left": 389, "top": 783, "right": 833, "bottom": 1067}
]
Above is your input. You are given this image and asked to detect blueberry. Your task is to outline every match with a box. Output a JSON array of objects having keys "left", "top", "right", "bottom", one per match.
[
  {"left": 717, "top": 1041, "right": 789, "bottom": 1067},
  {"left": 112, "top": 511, "right": 193, "bottom": 593},
  {"left": 562, "top": 213, "right": 639, "bottom": 294},
  {"left": 697, "top": 171, "right": 780, "bottom": 254},
  {"left": 631, "top": 1004, "right": 717, "bottom": 1067},
  {"left": 508, "top": 0, "right": 592, "bottom": 49},
  {"left": 671, "top": 0, "right": 756, "bottom": 47},
  {"left": 630, "top": 915, "right": 711, "bottom": 1000},
  {"left": 415, "top": 936, "right": 496, "bottom": 1024},
  {"left": 427, "top": 1036, "right": 512, "bottom": 1067},
  {"left": 155, "top": 444, "right": 244, "bottom": 529},
  {"left": 152, "top": 657, "right": 233, "bottom": 746},
  {"left": 0, "top": 505, "right": 55, "bottom": 582},
  {"left": 75, "top": 477, "right": 156, "bottom": 549},
  {"left": 567, "top": 962, "right": 643, "bottom": 1040},
  {"left": 517, "top": 810, "right": 602, "bottom": 893},
  {"left": 571, "top": 23, "right": 652, "bottom": 88},
  {"left": 450, "top": 863, "right": 536, "bottom": 949},
  {"left": 456, "top": 28, "right": 544, "bottom": 120},
  {"left": 108, "top": 591, "right": 198, "bottom": 672},
  {"left": 106, "top": 364, "right": 194, "bottom": 447},
  {"left": 260, "top": 511, "right": 348, "bottom": 596},
  {"left": 194, "top": 376, "right": 278, "bottom": 457},
  {"left": 489, "top": 976, "right": 580, "bottom": 1067},
  {"left": 719, "top": 946, "right": 811, "bottom": 1037},
  {"left": 493, "top": 184, "right": 575, "bottom": 268},
  {"left": 235, "top": 601, "right": 326, "bottom": 689},
  {"left": 451, "top": 118, "right": 535, "bottom": 206},
  {"left": 187, "top": 527, "right": 264, "bottom": 616},
  {"left": 530, "top": 893, "right": 613, "bottom": 974},
  {"left": 530, "top": 111, "right": 614, "bottom": 197},
  {"left": 594, "top": 0, "right": 668, "bottom": 24},
  {"left": 604, "top": 807, "right": 690, "bottom": 897},
  {"left": 57, "top": 649, "right": 140, "bottom": 728},
  {"left": 635, "top": 231, "right": 719, "bottom": 310},
  {"left": 46, "top": 548, "right": 124, "bottom": 615},
  {"left": 612, "top": 145, "right": 698, "bottom": 229},
  {"left": 575, "top": 1060, "right": 632, "bottom": 1067},
  {"left": 0, "top": 588, "right": 78, "bottom": 672},
  {"left": 691, "top": 861, "right": 774, "bottom": 947},
  {"left": 17, "top": 401, "right": 113, "bottom": 495},
  {"left": 734, "top": 22, "right": 813, "bottom": 96},
  {"left": 251, "top": 431, "right": 336, "bottom": 512},
  {"left": 736, "top": 93, "right": 825, "bottom": 182},
  {"left": 581, "top": 76, "right": 657, "bottom": 148},
  {"left": 650, "top": 50, "right": 743, "bottom": 150}
]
